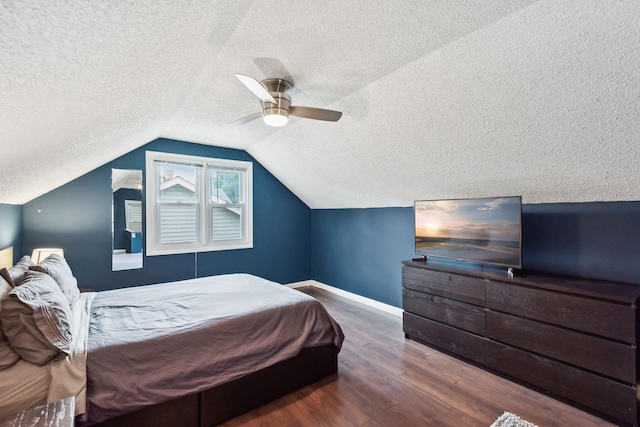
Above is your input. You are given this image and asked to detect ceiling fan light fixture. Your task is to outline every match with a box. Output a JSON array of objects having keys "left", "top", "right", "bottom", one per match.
[{"left": 262, "top": 108, "right": 289, "bottom": 127}]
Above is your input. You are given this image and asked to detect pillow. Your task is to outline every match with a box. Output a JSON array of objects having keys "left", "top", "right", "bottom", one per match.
[
  {"left": 29, "top": 253, "right": 80, "bottom": 306},
  {"left": 0, "top": 278, "right": 21, "bottom": 370},
  {"left": 0, "top": 256, "right": 34, "bottom": 287},
  {"left": 0, "top": 271, "right": 73, "bottom": 365}
]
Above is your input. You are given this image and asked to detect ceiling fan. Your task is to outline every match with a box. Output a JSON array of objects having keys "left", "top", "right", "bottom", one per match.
[{"left": 232, "top": 74, "right": 342, "bottom": 127}]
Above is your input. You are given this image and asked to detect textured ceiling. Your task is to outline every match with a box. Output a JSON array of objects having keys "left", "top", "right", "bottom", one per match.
[{"left": 1, "top": 0, "right": 639, "bottom": 207}]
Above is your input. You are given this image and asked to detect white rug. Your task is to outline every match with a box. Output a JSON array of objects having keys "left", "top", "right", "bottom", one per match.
[{"left": 490, "top": 411, "right": 538, "bottom": 427}]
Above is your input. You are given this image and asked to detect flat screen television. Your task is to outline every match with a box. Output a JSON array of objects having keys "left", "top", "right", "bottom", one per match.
[{"left": 414, "top": 196, "right": 522, "bottom": 269}]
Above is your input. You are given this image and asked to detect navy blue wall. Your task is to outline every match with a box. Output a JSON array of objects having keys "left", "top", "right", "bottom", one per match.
[
  {"left": 22, "top": 138, "right": 311, "bottom": 291},
  {"left": 523, "top": 202, "right": 640, "bottom": 282},
  {"left": 310, "top": 202, "right": 640, "bottom": 308},
  {"left": 310, "top": 208, "right": 414, "bottom": 306},
  {"left": 0, "top": 203, "right": 23, "bottom": 264}
]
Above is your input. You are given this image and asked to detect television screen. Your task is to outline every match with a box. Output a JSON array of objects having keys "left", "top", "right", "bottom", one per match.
[{"left": 414, "top": 196, "right": 522, "bottom": 268}]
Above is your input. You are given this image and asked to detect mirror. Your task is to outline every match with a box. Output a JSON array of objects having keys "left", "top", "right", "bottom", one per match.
[{"left": 112, "top": 169, "right": 143, "bottom": 271}]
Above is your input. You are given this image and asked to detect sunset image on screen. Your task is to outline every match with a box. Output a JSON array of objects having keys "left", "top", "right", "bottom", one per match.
[{"left": 415, "top": 197, "right": 521, "bottom": 267}]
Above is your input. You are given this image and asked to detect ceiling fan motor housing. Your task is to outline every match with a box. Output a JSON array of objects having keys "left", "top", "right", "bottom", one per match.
[
  {"left": 261, "top": 78, "right": 293, "bottom": 120},
  {"left": 262, "top": 91, "right": 291, "bottom": 116},
  {"left": 261, "top": 78, "right": 293, "bottom": 93}
]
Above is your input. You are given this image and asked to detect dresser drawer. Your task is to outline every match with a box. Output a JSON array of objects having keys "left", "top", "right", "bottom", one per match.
[
  {"left": 403, "top": 289, "right": 485, "bottom": 335},
  {"left": 486, "top": 281, "right": 635, "bottom": 343},
  {"left": 402, "top": 265, "right": 485, "bottom": 306},
  {"left": 403, "top": 312, "right": 485, "bottom": 364},
  {"left": 486, "top": 311, "right": 635, "bottom": 384},
  {"left": 487, "top": 341, "right": 636, "bottom": 425}
]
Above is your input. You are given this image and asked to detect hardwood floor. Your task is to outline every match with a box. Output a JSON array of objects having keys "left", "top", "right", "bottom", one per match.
[{"left": 221, "top": 286, "right": 616, "bottom": 427}]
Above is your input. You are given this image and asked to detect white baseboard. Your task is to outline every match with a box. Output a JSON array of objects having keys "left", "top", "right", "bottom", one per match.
[{"left": 287, "top": 280, "right": 403, "bottom": 317}]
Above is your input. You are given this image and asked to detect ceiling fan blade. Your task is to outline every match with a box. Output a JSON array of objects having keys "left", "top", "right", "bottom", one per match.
[
  {"left": 229, "top": 112, "right": 262, "bottom": 125},
  {"left": 252, "top": 57, "right": 295, "bottom": 88},
  {"left": 290, "top": 106, "right": 342, "bottom": 122},
  {"left": 235, "top": 74, "right": 276, "bottom": 104}
]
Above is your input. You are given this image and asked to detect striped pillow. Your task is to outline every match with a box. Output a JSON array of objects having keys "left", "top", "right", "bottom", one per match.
[
  {"left": 0, "top": 271, "right": 72, "bottom": 365},
  {"left": 30, "top": 254, "right": 80, "bottom": 306},
  {"left": 0, "top": 256, "right": 34, "bottom": 287}
]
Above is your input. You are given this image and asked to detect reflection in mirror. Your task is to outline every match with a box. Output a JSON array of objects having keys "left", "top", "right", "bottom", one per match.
[{"left": 112, "top": 169, "right": 143, "bottom": 271}]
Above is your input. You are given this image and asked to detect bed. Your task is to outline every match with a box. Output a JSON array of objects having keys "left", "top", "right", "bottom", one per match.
[{"left": 0, "top": 256, "right": 344, "bottom": 427}]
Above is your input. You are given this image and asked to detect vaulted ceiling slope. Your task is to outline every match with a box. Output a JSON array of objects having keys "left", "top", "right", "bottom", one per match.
[{"left": 1, "top": 1, "right": 639, "bottom": 207}]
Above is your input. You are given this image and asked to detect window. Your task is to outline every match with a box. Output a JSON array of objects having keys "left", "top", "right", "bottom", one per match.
[
  {"left": 145, "top": 151, "right": 253, "bottom": 255},
  {"left": 124, "top": 200, "right": 142, "bottom": 233}
]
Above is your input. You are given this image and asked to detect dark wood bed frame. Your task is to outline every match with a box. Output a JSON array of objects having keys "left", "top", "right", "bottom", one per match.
[{"left": 91, "top": 344, "right": 338, "bottom": 427}]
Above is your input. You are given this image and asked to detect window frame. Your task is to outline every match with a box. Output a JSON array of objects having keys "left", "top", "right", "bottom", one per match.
[{"left": 145, "top": 151, "right": 253, "bottom": 256}]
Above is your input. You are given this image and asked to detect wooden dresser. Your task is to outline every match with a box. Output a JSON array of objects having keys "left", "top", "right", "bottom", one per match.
[{"left": 402, "top": 259, "right": 640, "bottom": 426}]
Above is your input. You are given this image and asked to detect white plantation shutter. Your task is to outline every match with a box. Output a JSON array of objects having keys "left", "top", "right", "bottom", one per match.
[
  {"left": 211, "top": 207, "right": 242, "bottom": 241},
  {"left": 160, "top": 205, "right": 196, "bottom": 243}
]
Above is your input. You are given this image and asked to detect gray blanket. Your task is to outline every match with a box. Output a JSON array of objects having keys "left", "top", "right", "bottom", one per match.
[{"left": 81, "top": 274, "right": 343, "bottom": 425}]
